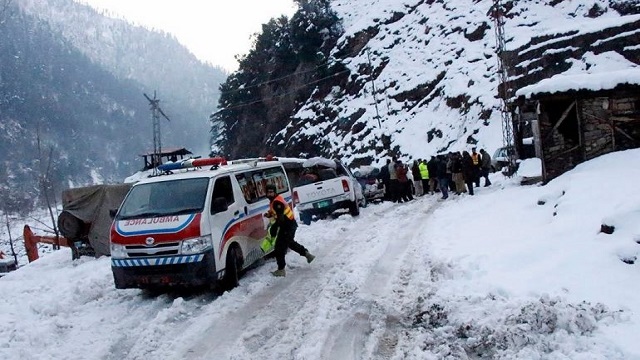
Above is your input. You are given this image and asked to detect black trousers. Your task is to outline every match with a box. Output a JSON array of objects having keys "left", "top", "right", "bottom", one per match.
[{"left": 274, "top": 227, "right": 307, "bottom": 270}]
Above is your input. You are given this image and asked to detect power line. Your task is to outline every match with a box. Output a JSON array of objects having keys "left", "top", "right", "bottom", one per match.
[
  {"left": 214, "top": 60, "right": 342, "bottom": 97},
  {"left": 212, "top": 69, "right": 350, "bottom": 115}
]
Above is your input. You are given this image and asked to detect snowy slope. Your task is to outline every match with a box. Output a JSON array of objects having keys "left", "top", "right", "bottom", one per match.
[
  {"left": 284, "top": 0, "right": 637, "bottom": 166},
  {"left": 1, "top": 149, "right": 639, "bottom": 359}
]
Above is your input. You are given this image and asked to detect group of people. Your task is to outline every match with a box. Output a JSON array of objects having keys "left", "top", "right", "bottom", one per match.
[
  {"left": 378, "top": 147, "right": 493, "bottom": 201},
  {"left": 262, "top": 148, "right": 494, "bottom": 278}
]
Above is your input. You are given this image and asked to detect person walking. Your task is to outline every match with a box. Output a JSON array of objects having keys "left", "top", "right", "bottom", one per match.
[
  {"left": 479, "top": 149, "right": 492, "bottom": 187},
  {"left": 265, "top": 184, "right": 315, "bottom": 277}
]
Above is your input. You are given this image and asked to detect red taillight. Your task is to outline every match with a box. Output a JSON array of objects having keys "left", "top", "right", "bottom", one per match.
[
  {"left": 342, "top": 179, "right": 350, "bottom": 192},
  {"left": 293, "top": 191, "right": 299, "bottom": 205}
]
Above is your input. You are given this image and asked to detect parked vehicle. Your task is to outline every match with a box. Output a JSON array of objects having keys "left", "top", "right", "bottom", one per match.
[
  {"left": 293, "top": 157, "right": 365, "bottom": 225},
  {"left": 0, "top": 252, "right": 16, "bottom": 277},
  {"left": 491, "top": 146, "right": 515, "bottom": 172},
  {"left": 353, "top": 166, "right": 385, "bottom": 203},
  {"left": 110, "top": 157, "right": 292, "bottom": 291},
  {"left": 491, "top": 140, "right": 536, "bottom": 173}
]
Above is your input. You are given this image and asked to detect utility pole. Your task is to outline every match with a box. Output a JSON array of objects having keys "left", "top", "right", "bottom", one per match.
[
  {"left": 366, "top": 49, "right": 382, "bottom": 128},
  {"left": 144, "top": 92, "right": 170, "bottom": 175},
  {"left": 492, "top": 0, "right": 516, "bottom": 174}
]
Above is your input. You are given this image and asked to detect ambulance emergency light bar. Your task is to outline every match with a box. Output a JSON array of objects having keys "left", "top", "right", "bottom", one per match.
[{"left": 157, "top": 157, "right": 228, "bottom": 172}]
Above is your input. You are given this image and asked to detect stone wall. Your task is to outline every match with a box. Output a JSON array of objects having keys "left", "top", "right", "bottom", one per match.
[{"left": 528, "top": 92, "right": 640, "bottom": 181}]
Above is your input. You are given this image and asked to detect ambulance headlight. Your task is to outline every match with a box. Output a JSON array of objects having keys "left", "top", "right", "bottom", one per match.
[
  {"left": 181, "top": 236, "right": 212, "bottom": 255},
  {"left": 110, "top": 243, "right": 127, "bottom": 259}
]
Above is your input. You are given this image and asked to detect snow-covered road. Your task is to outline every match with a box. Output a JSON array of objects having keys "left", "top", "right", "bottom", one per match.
[
  {"left": 183, "top": 199, "right": 441, "bottom": 360},
  {"left": 3, "top": 151, "right": 640, "bottom": 360}
]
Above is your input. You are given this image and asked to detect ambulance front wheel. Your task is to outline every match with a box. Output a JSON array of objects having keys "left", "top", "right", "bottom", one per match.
[{"left": 222, "top": 246, "right": 242, "bottom": 291}]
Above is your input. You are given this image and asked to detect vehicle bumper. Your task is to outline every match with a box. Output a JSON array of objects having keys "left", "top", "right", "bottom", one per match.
[
  {"left": 297, "top": 195, "right": 353, "bottom": 215},
  {"left": 111, "top": 251, "right": 217, "bottom": 289}
]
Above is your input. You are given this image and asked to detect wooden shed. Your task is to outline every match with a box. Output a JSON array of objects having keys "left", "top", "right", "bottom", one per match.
[{"left": 500, "top": 15, "right": 640, "bottom": 182}]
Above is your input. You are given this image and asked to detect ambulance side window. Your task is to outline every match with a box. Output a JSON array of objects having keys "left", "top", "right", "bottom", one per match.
[
  {"left": 236, "top": 173, "right": 258, "bottom": 203},
  {"left": 210, "top": 176, "right": 234, "bottom": 214}
]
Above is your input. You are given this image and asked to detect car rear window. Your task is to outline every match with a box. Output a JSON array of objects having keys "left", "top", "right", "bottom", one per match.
[{"left": 296, "top": 167, "right": 337, "bottom": 186}]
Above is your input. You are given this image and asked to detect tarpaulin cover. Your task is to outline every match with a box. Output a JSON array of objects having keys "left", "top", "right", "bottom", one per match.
[{"left": 60, "top": 184, "right": 132, "bottom": 257}]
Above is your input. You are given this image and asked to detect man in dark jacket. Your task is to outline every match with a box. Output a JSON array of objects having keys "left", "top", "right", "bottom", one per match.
[
  {"left": 435, "top": 155, "right": 449, "bottom": 199},
  {"left": 427, "top": 156, "right": 438, "bottom": 194},
  {"left": 378, "top": 159, "right": 391, "bottom": 201},
  {"left": 479, "top": 149, "right": 492, "bottom": 187},
  {"left": 265, "top": 184, "right": 315, "bottom": 277}
]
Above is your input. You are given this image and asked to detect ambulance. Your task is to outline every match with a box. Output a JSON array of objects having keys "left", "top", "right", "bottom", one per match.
[{"left": 110, "top": 157, "right": 292, "bottom": 290}]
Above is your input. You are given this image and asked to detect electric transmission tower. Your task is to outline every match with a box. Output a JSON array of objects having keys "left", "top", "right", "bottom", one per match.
[
  {"left": 491, "top": 0, "right": 516, "bottom": 174},
  {"left": 144, "top": 92, "right": 170, "bottom": 174}
]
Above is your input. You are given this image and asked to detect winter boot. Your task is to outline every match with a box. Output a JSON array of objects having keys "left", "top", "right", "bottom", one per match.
[
  {"left": 304, "top": 251, "right": 315, "bottom": 264},
  {"left": 271, "top": 269, "right": 286, "bottom": 277}
]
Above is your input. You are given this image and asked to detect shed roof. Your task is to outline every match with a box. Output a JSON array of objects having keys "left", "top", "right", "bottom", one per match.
[{"left": 516, "top": 68, "right": 640, "bottom": 98}]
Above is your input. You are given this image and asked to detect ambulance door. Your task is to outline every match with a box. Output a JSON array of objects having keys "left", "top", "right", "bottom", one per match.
[{"left": 208, "top": 175, "right": 240, "bottom": 263}]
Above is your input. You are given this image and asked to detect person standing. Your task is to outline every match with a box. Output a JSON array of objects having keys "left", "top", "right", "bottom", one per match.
[
  {"left": 419, "top": 159, "right": 429, "bottom": 196},
  {"left": 388, "top": 156, "right": 399, "bottom": 203},
  {"left": 435, "top": 155, "right": 449, "bottom": 200},
  {"left": 378, "top": 159, "right": 391, "bottom": 201},
  {"left": 427, "top": 156, "right": 438, "bottom": 195},
  {"left": 462, "top": 151, "right": 475, "bottom": 196},
  {"left": 411, "top": 160, "right": 423, "bottom": 197},
  {"left": 451, "top": 152, "right": 466, "bottom": 195},
  {"left": 265, "top": 184, "right": 315, "bottom": 277},
  {"left": 471, "top": 147, "right": 481, "bottom": 188},
  {"left": 479, "top": 149, "right": 492, "bottom": 187}
]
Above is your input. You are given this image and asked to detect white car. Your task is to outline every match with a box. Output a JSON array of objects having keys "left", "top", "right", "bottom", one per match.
[{"left": 292, "top": 157, "right": 365, "bottom": 225}]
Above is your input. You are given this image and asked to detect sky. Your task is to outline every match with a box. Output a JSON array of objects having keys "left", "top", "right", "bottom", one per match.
[
  {"left": 1, "top": 149, "right": 640, "bottom": 359},
  {"left": 74, "top": 0, "right": 297, "bottom": 71}
]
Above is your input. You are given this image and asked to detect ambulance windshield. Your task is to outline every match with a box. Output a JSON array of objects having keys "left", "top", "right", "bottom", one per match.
[{"left": 117, "top": 178, "right": 210, "bottom": 220}]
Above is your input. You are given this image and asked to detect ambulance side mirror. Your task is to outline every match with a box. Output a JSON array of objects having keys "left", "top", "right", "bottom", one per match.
[{"left": 211, "top": 197, "right": 228, "bottom": 214}]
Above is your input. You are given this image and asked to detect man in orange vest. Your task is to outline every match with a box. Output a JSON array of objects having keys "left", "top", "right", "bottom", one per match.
[
  {"left": 264, "top": 184, "right": 315, "bottom": 277},
  {"left": 471, "top": 147, "right": 481, "bottom": 187}
]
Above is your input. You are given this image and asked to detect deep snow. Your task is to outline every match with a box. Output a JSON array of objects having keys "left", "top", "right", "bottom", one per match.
[{"left": 1, "top": 149, "right": 639, "bottom": 359}]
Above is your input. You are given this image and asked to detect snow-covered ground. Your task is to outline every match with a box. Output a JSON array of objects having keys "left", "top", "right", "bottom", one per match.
[{"left": 1, "top": 149, "right": 639, "bottom": 359}]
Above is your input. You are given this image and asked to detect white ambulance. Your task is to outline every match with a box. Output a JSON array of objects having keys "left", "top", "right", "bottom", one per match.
[{"left": 110, "top": 157, "right": 291, "bottom": 291}]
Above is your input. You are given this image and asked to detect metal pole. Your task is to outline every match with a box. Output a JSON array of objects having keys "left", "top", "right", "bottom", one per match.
[
  {"left": 492, "top": 0, "right": 515, "bottom": 174},
  {"left": 366, "top": 49, "right": 382, "bottom": 128}
]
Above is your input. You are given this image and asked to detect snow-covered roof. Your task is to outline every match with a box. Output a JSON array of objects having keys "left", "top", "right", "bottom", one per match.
[{"left": 516, "top": 68, "right": 640, "bottom": 98}]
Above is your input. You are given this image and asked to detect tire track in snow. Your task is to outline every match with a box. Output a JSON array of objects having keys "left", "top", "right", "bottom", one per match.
[
  {"left": 182, "top": 198, "right": 438, "bottom": 359},
  {"left": 321, "top": 197, "right": 440, "bottom": 359},
  {"left": 184, "top": 213, "right": 367, "bottom": 359}
]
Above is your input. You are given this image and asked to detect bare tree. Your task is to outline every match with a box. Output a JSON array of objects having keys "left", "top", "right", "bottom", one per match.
[
  {"left": 36, "top": 125, "right": 61, "bottom": 250},
  {"left": 4, "top": 212, "right": 18, "bottom": 265}
]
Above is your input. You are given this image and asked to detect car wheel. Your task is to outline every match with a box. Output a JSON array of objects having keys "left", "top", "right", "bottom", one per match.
[
  {"left": 300, "top": 211, "right": 312, "bottom": 225},
  {"left": 349, "top": 200, "right": 360, "bottom": 217}
]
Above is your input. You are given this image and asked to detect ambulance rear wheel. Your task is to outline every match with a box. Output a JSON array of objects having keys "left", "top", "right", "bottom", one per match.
[{"left": 222, "top": 246, "right": 242, "bottom": 291}]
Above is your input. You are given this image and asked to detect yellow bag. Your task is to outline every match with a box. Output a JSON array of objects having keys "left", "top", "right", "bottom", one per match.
[{"left": 260, "top": 223, "right": 278, "bottom": 253}]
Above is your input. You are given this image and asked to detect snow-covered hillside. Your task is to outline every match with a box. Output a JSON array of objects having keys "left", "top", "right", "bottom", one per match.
[
  {"left": 284, "top": 0, "right": 637, "bottom": 165},
  {"left": 1, "top": 149, "right": 639, "bottom": 359}
]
